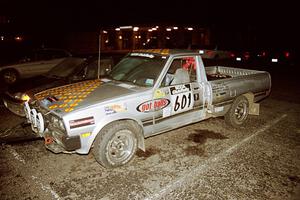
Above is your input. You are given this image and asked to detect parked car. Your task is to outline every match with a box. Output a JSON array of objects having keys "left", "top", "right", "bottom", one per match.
[
  {"left": 232, "top": 50, "right": 253, "bottom": 62},
  {"left": 24, "top": 49, "right": 271, "bottom": 168},
  {"left": 0, "top": 48, "right": 72, "bottom": 84},
  {"left": 258, "top": 50, "right": 295, "bottom": 66},
  {"left": 2, "top": 55, "right": 115, "bottom": 116},
  {"left": 233, "top": 49, "right": 296, "bottom": 66}
]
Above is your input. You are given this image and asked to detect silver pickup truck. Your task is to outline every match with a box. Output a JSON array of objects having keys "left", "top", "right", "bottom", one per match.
[{"left": 24, "top": 49, "right": 271, "bottom": 168}]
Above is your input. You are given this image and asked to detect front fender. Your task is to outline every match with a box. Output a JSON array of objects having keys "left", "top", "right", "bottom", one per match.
[{"left": 76, "top": 113, "right": 145, "bottom": 154}]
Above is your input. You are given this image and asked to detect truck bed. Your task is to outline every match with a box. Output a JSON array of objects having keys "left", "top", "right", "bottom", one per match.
[{"left": 205, "top": 66, "right": 265, "bottom": 81}]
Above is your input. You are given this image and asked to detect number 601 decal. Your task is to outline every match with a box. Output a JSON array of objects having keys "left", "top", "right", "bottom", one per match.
[{"left": 172, "top": 92, "right": 194, "bottom": 114}]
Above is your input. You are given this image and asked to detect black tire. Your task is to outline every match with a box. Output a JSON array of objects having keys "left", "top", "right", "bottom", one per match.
[
  {"left": 225, "top": 96, "right": 249, "bottom": 128},
  {"left": 93, "top": 120, "right": 138, "bottom": 168},
  {"left": 1, "top": 69, "right": 19, "bottom": 84}
]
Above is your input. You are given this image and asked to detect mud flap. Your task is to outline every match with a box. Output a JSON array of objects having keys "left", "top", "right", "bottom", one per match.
[{"left": 249, "top": 103, "right": 260, "bottom": 115}]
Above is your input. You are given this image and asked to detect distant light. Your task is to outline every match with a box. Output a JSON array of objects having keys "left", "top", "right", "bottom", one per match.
[
  {"left": 271, "top": 58, "right": 278, "bottom": 63},
  {"left": 133, "top": 27, "right": 139, "bottom": 31},
  {"left": 148, "top": 29, "right": 153, "bottom": 32},
  {"left": 236, "top": 57, "right": 242, "bottom": 61},
  {"left": 105, "top": 39, "right": 109, "bottom": 43},
  {"left": 173, "top": 27, "right": 178, "bottom": 30},
  {"left": 151, "top": 28, "right": 157, "bottom": 31},
  {"left": 119, "top": 26, "right": 133, "bottom": 29},
  {"left": 284, "top": 51, "right": 290, "bottom": 58},
  {"left": 199, "top": 50, "right": 204, "bottom": 54},
  {"left": 0, "top": 36, "right": 4, "bottom": 41},
  {"left": 15, "top": 36, "right": 22, "bottom": 41},
  {"left": 143, "top": 43, "right": 146, "bottom": 46},
  {"left": 187, "top": 27, "right": 193, "bottom": 31},
  {"left": 155, "top": 26, "right": 159, "bottom": 29},
  {"left": 147, "top": 39, "right": 150, "bottom": 42},
  {"left": 102, "top": 30, "right": 108, "bottom": 34},
  {"left": 119, "top": 36, "right": 122, "bottom": 40},
  {"left": 166, "top": 28, "right": 172, "bottom": 31},
  {"left": 135, "top": 36, "right": 138, "bottom": 39},
  {"left": 166, "top": 37, "right": 170, "bottom": 40},
  {"left": 115, "top": 28, "right": 120, "bottom": 31},
  {"left": 138, "top": 35, "right": 141, "bottom": 39}
]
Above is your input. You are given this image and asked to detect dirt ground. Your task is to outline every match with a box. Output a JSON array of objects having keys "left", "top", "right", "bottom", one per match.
[{"left": 0, "top": 65, "right": 299, "bottom": 200}]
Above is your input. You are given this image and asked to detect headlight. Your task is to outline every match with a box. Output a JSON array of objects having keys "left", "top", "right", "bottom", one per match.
[
  {"left": 58, "top": 120, "right": 65, "bottom": 130},
  {"left": 13, "top": 92, "right": 31, "bottom": 102},
  {"left": 50, "top": 115, "right": 65, "bottom": 131},
  {"left": 21, "top": 94, "right": 30, "bottom": 101}
]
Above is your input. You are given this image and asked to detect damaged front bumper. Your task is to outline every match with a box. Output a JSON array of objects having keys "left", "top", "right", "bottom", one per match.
[
  {"left": 24, "top": 101, "right": 81, "bottom": 153},
  {"left": 44, "top": 133, "right": 81, "bottom": 153}
]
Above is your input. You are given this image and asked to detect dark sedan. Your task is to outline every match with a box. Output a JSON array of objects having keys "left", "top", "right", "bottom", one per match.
[{"left": 3, "top": 56, "right": 114, "bottom": 116}]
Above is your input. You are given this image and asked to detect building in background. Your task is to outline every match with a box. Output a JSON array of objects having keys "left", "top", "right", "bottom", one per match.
[{"left": 99, "top": 25, "right": 211, "bottom": 52}]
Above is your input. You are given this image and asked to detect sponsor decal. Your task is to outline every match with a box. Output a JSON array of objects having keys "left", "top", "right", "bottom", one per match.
[
  {"left": 104, "top": 103, "right": 127, "bottom": 115},
  {"left": 170, "top": 84, "right": 191, "bottom": 95},
  {"left": 214, "top": 106, "right": 224, "bottom": 112},
  {"left": 137, "top": 98, "right": 170, "bottom": 113},
  {"left": 69, "top": 116, "right": 95, "bottom": 129},
  {"left": 154, "top": 89, "right": 166, "bottom": 99},
  {"left": 130, "top": 53, "right": 154, "bottom": 58},
  {"left": 81, "top": 132, "right": 91, "bottom": 138}
]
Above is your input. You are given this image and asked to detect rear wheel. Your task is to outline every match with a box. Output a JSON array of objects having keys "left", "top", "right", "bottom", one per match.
[
  {"left": 93, "top": 121, "right": 138, "bottom": 168},
  {"left": 225, "top": 96, "right": 249, "bottom": 128}
]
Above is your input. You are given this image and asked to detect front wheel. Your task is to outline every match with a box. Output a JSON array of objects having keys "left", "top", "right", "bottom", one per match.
[
  {"left": 225, "top": 96, "right": 249, "bottom": 128},
  {"left": 93, "top": 121, "right": 138, "bottom": 168},
  {"left": 1, "top": 69, "right": 19, "bottom": 84}
]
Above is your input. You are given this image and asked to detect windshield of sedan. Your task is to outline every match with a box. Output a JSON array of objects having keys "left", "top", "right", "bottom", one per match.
[
  {"left": 109, "top": 54, "right": 167, "bottom": 87},
  {"left": 46, "top": 57, "right": 86, "bottom": 78}
]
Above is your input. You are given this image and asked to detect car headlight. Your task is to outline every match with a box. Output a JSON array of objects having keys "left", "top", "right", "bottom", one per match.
[
  {"left": 50, "top": 115, "right": 65, "bottom": 131},
  {"left": 13, "top": 92, "right": 31, "bottom": 102},
  {"left": 21, "top": 94, "right": 30, "bottom": 101}
]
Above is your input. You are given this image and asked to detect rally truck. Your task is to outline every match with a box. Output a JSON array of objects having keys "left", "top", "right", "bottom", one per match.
[{"left": 24, "top": 49, "right": 271, "bottom": 168}]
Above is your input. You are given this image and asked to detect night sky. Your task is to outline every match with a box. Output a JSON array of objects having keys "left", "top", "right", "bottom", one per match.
[{"left": 1, "top": 0, "right": 298, "bottom": 50}]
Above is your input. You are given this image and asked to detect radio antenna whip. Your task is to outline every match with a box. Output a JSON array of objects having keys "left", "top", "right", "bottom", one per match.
[{"left": 97, "top": 30, "right": 101, "bottom": 79}]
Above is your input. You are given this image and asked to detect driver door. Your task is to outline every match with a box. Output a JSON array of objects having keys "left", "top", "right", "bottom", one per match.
[{"left": 152, "top": 56, "right": 205, "bottom": 133}]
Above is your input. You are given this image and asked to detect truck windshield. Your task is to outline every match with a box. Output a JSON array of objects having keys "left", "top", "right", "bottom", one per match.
[{"left": 109, "top": 55, "right": 166, "bottom": 87}]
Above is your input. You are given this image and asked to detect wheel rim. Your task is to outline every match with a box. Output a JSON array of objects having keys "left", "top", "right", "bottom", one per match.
[
  {"left": 3, "top": 71, "right": 17, "bottom": 84},
  {"left": 234, "top": 101, "right": 248, "bottom": 122},
  {"left": 107, "top": 130, "right": 135, "bottom": 164}
]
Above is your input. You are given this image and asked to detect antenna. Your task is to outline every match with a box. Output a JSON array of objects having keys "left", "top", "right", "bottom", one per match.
[{"left": 97, "top": 30, "right": 101, "bottom": 79}]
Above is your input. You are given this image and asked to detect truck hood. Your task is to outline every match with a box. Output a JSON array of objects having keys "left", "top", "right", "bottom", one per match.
[{"left": 35, "top": 79, "right": 137, "bottom": 115}]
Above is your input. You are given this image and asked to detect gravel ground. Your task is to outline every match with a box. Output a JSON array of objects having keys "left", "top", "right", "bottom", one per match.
[{"left": 0, "top": 66, "right": 299, "bottom": 200}]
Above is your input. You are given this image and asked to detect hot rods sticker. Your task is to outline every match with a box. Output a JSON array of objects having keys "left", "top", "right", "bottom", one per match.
[{"left": 137, "top": 98, "right": 170, "bottom": 113}]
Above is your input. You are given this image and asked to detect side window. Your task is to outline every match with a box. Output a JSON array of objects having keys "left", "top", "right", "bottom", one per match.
[{"left": 161, "top": 57, "right": 197, "bottom": 87}]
